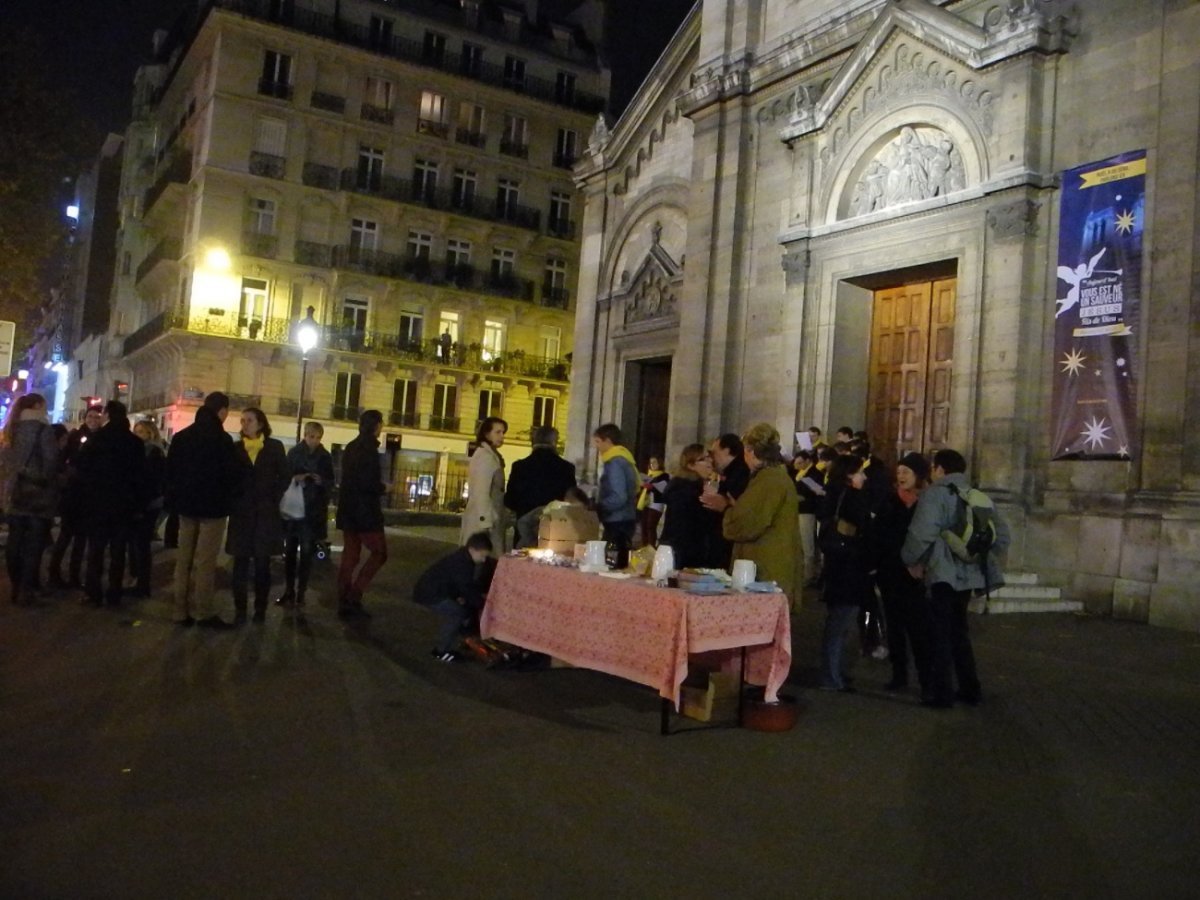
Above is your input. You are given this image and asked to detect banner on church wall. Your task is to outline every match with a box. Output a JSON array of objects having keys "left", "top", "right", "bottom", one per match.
[{"left": 1050, "top": 150, "right": 1145, "bottom": 461}]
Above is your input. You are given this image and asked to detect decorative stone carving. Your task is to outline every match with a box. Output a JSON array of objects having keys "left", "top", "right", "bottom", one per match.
[
  {"left": 847, "top": 126, "right": 965, "bottom": 217},
  {"left": 625, "top": 271, "right": 678, "bottom": 325},
  {"left": 987, "top": 198, "right": 1041, "bottom": 240},
  {"left": 587, "top": 114, "right": 610, "bottom": 156}
]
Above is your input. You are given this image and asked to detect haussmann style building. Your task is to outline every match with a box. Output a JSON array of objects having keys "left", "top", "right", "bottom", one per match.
[
  {"left": 568, "top": 0, "right": 1200, "bottom": 630},
  {"left": 102, "top": 0, "right": 609, "bottom": 504}
]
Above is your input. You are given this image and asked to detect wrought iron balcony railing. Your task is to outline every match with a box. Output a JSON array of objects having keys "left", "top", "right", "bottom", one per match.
[{"left": 249, "top": 151, "right": 286, "bottom": 179}]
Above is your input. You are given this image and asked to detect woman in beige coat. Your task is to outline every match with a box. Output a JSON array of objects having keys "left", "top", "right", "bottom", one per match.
[
  {"left": 722, "top": 423, "right": 800, "bottom": 600},
  {"left": 460, "top": 416, "right": 508, "bottom": 554}
]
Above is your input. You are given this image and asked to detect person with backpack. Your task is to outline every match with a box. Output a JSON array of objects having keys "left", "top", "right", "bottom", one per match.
[{"left": 901, "top": 449, "right": 1009, "bottom": 708}]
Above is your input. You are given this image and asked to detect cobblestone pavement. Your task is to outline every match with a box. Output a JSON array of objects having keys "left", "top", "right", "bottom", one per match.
[{"left": 1, "top": 530, "right": 1198, "bottom": 899}]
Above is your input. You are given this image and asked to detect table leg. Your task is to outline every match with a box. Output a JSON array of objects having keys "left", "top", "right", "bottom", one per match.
[
  {"left": 661, "top": 698, "right": 671, "bottom": 735},
  {"left": 737, "top": 646, "right": 747, "bottom": 727}
]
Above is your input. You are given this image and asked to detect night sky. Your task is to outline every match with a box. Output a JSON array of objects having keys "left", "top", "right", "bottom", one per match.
[{"left": 2, "top": 0, "right": 695, "bottom": 142}]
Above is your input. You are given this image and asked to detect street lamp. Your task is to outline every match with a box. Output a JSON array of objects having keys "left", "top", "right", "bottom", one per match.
[{"left": 295, "top": 305, "right": 319, "bottom": 442}]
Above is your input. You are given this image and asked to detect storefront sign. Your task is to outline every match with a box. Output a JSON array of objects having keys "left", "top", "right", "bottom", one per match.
[{"left": 1051, "top": 150, "right": 1145, "bottom": 460}]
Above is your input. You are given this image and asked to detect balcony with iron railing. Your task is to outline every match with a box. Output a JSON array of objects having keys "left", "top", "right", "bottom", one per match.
[
  {"left": 242, "top": 230, "right": 278, "bottom": 259},
  {"left": 302, "top": 161, "right": 339, "bottom": 190},
  {"left": 277, "top": 398, "right": 315, "bottom": 418},
  {"left": 121, "top": 312, "right": 572, "bottom": 382},
  {"left": 499, "top": 139, "right": 529, "bottom": 159},
  {"left": 547, "top": 218, "right": 577, "bottom": 240},
  {"left": 142, "top": 154, "right": 191, "bottom": 217},
  {"left": 417, "top": 119, "right": 449, "bottom": 138},
  {"left": 154, "top": 1, "right": 606, "bottom": 115},
  {"left": 360, "top": 103, "right": 395, "bottom": 125},
  {"left": 389, "top": 411, "right": 422, "bottom": 428},
  {"left": 455, "top": 129, "right": 486, "bottom": 148},
  {"left": 249, "top": 151, "right": 286, "bottom": 179},
  {"left": 257, "top": 78, "right": 292, "bottom": 100},
  {"left": 309, "top": 91, "right": 345, "bottom": 114},
  {"left": 135, "top": 238, "right": 182, "bottom": 285},
  {"left": 331, "top": 403, "right": 363, "bottom": 422},
  {"left": 540, "top": 286, "right": 570, "bottom": 310},
  {"left": 552, "top": 152, "right": 577, "bottom": 170},
  {"left": 428, "top": 415, "right": 463, "bottom": 433}
]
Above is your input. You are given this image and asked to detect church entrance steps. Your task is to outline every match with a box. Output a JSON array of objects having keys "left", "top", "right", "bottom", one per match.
[{"left": 968, "top": 572, "right": 1084, "bottom": 615}]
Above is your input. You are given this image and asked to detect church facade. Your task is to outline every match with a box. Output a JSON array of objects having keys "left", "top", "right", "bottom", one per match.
[{"left": 567, "top": 0, "right": 1200, "bottom": 630}]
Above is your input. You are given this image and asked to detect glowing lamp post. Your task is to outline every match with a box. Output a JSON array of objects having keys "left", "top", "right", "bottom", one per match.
[{"left": 295, "top": 306, "right": 319, "bottom": 442}]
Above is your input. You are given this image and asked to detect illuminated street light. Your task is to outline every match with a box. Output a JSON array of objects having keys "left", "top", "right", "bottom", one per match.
[
  {"left": 295, "top": 305, "right": 319, "bottom": 442},
  {"left": 204, "top": 246, "right": 231, "bottom": 270}
]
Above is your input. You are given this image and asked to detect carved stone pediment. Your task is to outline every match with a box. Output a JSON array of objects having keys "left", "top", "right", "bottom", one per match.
[
  {"left": 616, "top": 233, "right": 683, "bottom": 327},
  {"left": 844, "top": 125, "right": 966, "bottom": 219}
]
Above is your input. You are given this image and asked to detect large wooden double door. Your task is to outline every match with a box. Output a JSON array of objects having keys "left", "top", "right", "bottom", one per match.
[{"left": 866, "top": 278, "right": 956, "bottom": 465}]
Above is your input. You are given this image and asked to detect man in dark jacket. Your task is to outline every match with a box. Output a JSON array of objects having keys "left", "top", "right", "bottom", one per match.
[
  {"left": 74, "top": 401, "right": 147, "bottom": 608},
  {"left": 279, "top": 420, "right": 336, "bottom": 616},
  {"left": 48, "top": 404, "right": 102, "bottom": 589},
  {"left": 413, "top": 531, "right": 492, "bottom": 661},
  {"left": 503, "top": 425, "right": 576, "bottom": 548},
  {"left": 700, "top": 432, "right": 752, "bottom": 567},
  {"left": 165, "top": 392, "right": 239, "bottom": 628},
  {"left": 335, "top": 409, "right": 387, "bottom": 618}
]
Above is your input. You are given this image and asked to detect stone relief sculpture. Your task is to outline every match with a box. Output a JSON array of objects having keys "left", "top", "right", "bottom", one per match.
[
  {"left": 849, "top": 126, "right": 965, "bottom": 217},
  {"left": 624, "top": 272, "right": 678, "bottom": 325},
  {"left": 586, "top": 114, "right": 610, "bottom": 156}
]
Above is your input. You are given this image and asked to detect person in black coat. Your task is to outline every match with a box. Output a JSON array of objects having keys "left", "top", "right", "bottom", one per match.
[
  {"left": 413, "top": 531, "right": 493, "bottom": 661},
  {"left": 74, "top": 401, "right": 147, "bottom": 608},
  {"left": 48, "top": 404, "right": 102, "bottom": 589},
  {"left": 818, "top": 454, "right": 874, "bottom": 692},
  {"left": 127, "top": 420, "right": 167, "bottom": 598},
  {"left": 165, "top": 392, "right": 240, "bottom": 628},
  {"left": 279, "top": 421, "right": 336, "bottom": 616},
  {"left": 335, "top": 409, "right": 387, "bottom": 618},
  {"left": 503, "top": 425, "right": 576, "bottom": 548},
  {"left": 225, "top": 407, "right": 289, "bottom": 624},
  {"left": 659, "top": 443, "right": 721, "bottom": 569},
  {"left": 699, "top": 432, "right": 752, "bottom": 568}
]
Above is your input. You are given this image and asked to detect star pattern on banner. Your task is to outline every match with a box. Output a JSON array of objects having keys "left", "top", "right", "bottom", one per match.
[
  {"left": 1081, "top": 415, "right": 1112, "bottom": 451},
  {"left": 1060, "top": 347, "right": 1086, "bottom": 377},
  {"left": 1118, "top": 445, "right": 1130, "bottom": 459},
  {"left": 1115, "top": 209, "right": 1135, "bottom": 235}
]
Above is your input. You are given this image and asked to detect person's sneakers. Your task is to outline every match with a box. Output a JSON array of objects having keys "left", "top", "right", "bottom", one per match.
[
  {"left": 432, "top": 649, "right": 459, "bottom": 663},
  {"left": 196, "top": 615, "right": 235, "bottom": 630}
]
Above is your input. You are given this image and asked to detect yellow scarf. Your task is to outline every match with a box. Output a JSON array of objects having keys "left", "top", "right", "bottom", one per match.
[
  {"left": 600, "top": 444, "right": 637, "bottom": 469},
  {"left": 243, "top": 434, "right": 264, "bottom": 463}
]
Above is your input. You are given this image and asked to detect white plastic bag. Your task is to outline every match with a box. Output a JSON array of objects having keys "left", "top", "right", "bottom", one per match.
[{"left": 280, "top": 480, "right": 306, "bottom": 520}]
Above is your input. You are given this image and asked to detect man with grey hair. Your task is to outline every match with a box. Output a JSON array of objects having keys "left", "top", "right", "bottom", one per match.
[{"left": 504, "top": 425, "right": 577, "bottom": 548}]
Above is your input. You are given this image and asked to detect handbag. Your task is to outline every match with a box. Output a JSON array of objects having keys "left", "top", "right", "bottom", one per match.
[
  {"left": 279, "top": 479, "right": 307, "bottom": 520},
  {"left": 818, "top": 492, "right": 861, "bottom": 562}
]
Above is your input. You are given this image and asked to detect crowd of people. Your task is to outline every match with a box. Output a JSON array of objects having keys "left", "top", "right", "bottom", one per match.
[{"left": 3, "top": 395, "right": 1008, "bottom": 707}]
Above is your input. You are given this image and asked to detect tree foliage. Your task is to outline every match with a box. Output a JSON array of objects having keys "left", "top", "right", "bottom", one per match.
[{"left": 0, "top": 26, "right": 99, "bottom": 337}]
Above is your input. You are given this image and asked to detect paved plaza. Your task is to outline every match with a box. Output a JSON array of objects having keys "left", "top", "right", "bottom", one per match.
[{"left": 2, "top": 529, "right": 1198, "bottom": 899}]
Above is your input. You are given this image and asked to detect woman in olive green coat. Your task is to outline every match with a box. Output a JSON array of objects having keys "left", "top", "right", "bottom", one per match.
[{"left": 722, "top": 423, "right": 800, "bottom": 600}]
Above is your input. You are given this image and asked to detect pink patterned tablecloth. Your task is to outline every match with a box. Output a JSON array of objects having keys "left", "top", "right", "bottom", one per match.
[{"left": 480, "top": 557, "right": 793, "bottom": 707}]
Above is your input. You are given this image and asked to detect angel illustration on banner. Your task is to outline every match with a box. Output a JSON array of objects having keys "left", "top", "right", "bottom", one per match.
[{"left": 1056, "top": 247, "right": 1123, "bottom": 318}]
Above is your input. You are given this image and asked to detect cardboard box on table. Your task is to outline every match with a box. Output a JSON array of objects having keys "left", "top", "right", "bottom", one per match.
[{"left": 537, "top": 504, "right": 601, "bottom": 555}]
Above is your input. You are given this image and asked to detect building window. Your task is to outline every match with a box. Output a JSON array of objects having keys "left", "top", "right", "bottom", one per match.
[
  {"left": 503, "top": 55, "right": 526, "bottom": 90},
  {"left": 423, "top": 31, "right": 446, "bottom": 65},
  {"left": 399, "top": 311, "right": 423, "bottom": 348},
  {"left": 259, "top": 50, "right": 292, "bottom": 99},
  {"left": 407, "top": 230, "right": 433, "bottom": 261},
  {"left": 532, "top": 395, "right": 557, "bottom": 428},
  {"left": 540, "top": 325, "right": 561, "bottom": 360},
  {"left": 438, "top": 310, "right": 460, "bottom": 347},
  {"left": 451, "top": 168, "right": 477, "bottom": 210},
  {"left": 369, "top": 16, "right": 394, "bottom": 50},
  {"left": 456, "top": 102, "right": 485, "bottom": 146},
  {"left": 432, "top": 382, "right": 458, "bottom": 429},
  {"left": 477, "top": 388, "right": 503, "bottom": 421},
  {"left": 496, "top": 179, "right": 519, "bottom": 219},
  {"left": 555, "top": 71, "right": 576, "bottom": 104},
  {"left": 418, "top": 91, "right": 448, "bottom": 137},
  {"left": 446, "top": 239, "right": 471, "bottom": 268},
  {"left": 334, "top": 371, "right": 362, "bottom": 419},
  {"left": 543, "top": 260, "right": 568, "bottom": 308},
  {"left": 501, "top": 114, "right": 528, "bottom": 157},
  {"left": 554, "top": 128, "right": 578, "bottom": 168},
  {"left": 481, "top": 319, "right": 505, "bottom": 361},
  {"left": 363, "top": 76, "right": 394, "bottom": 124},
  {"left": 549, "top": 190, "right": 571, "bottom": 236},
  {"left": 491, "top": 248, "right": 515, "bottom": 280},
  {"left": 392, "top": 378, "right": 418, "bottom": 423},
  {"left": 349, "top": 218, "right": 378, "bottom": 253},
  {"left": 255, "top": 117, "right": 287, "bottom": 155},
  {"left": 247, "top": 197, "right": 276, "bottom": 234},
  {"left": 239, "top": 277, "right": 269, "bottom": 332},
  {"left": 412, "top": 158, "right": 438, "bottom": 203},
  {"left": 356, "top": 145, "right": 384, "bottom": 191},
  {"left": 460, "top": 42, "right": 483, "bottom": 77},
  {"left": 342, "top": 296, "right": 369, "bottom": 335}
]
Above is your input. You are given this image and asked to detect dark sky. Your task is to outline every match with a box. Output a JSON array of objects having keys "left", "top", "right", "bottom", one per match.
[{"left": 2, "top": 0, "right": 695, "bottom": 141}]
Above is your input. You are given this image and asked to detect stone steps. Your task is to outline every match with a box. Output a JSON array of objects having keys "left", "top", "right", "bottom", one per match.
[{"left": 968, "top": 572, "right": 1084, "bottom": 615}]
